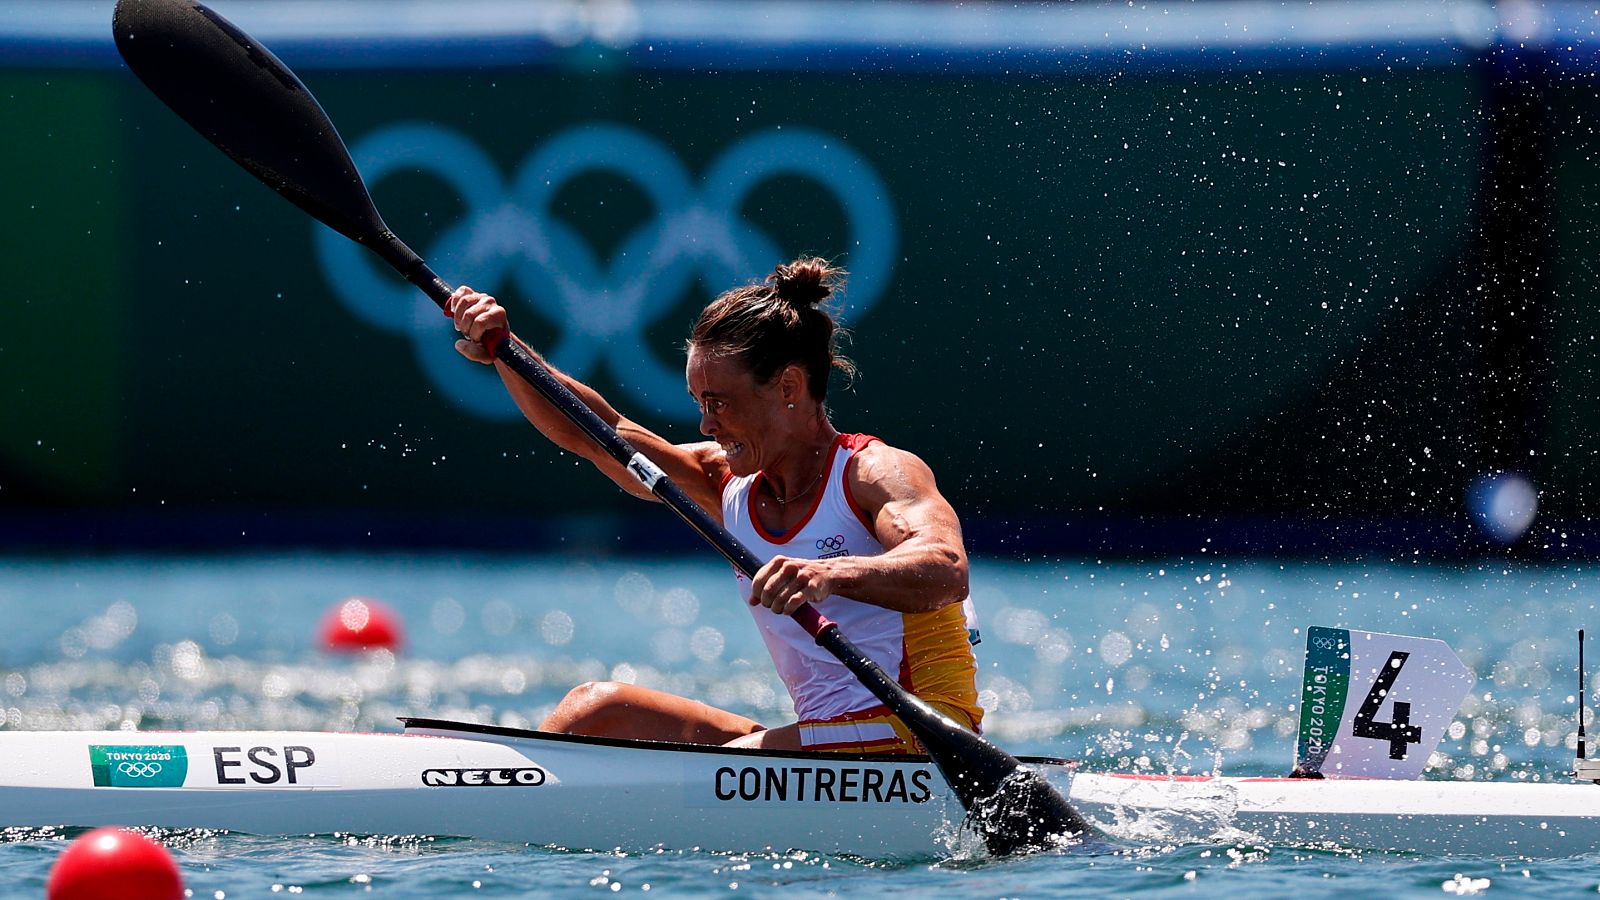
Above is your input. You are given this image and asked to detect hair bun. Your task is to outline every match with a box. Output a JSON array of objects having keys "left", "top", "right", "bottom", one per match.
[{"left": 769, "top": 257, "right": 840, "bottom": 307}]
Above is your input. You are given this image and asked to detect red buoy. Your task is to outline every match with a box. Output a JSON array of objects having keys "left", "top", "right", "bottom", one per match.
[
  {"left": 319, "top": 596, "right": 404, "bottom": 652},
  {"left": 47, "top": 827, "right": 184, "bottom": 900}
]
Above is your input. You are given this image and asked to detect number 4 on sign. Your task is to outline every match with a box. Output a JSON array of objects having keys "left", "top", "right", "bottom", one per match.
[
  {"left": 1294, "top": 628, "right": 1477, "bottom": 780},
  {"left": 1351, "top": 652, "right": 1424, "bottom": 760}
]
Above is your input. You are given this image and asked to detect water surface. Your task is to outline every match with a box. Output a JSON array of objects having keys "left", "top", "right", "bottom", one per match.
[{"left": 0, "top": 554, "right": 1593, "bottom": 896}]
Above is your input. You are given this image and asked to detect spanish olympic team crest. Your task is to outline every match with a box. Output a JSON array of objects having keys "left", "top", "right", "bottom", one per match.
[{"left": 314, "top": 123, "right": 898, "bottom": 421}]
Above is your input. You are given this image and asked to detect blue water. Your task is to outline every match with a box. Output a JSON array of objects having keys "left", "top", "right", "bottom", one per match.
[{"left": 1, "top": 553, "right": 1597, "bottom": 896}]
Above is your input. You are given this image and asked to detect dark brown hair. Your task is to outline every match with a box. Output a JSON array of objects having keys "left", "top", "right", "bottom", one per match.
[{"left": 689, "top": 257, "right": 856, "bottom": 400}]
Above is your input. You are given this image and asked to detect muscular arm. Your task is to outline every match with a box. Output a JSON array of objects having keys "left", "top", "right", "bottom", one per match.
[
  {"left": 749, "top": 443, "right": 970, "bottom": 615},
  {"left": 451, "top": 289, "right": 726, "bottom": 514}
]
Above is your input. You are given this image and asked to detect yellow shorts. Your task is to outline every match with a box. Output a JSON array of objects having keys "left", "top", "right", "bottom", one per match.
[{"left": 797, "top": 701, "right": 979, "bottom": 755}]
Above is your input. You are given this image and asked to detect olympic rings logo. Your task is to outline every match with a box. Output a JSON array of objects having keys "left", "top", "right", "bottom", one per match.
[
  {"left": 117, "top": 761, "right": 164, "bottom": 778},
  {"left": 315, "top": 123, "right": 899, "bottom": 421},
  {"left": 816, "top": 534, "right": 846, "bottom": 551}
]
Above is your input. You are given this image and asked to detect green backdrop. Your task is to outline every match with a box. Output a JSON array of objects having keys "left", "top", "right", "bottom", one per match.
[{"left": 11, "top": 61, "right": 1575, "bottom": 545}]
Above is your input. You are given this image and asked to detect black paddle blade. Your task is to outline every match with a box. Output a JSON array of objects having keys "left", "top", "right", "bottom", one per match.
[
  {"left": 812, "top": 625, "right": 1093, "bottom": 853},
  {"left": 919, "top": 713, "right": 1093, "bottom": 854},
  {"left": 112, "top": 0, "right": 390, "bottom": 254}
]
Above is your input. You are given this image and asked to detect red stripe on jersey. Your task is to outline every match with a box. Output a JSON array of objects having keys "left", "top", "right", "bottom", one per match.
[{"left": 802, "top": 703, "right": 893, "bottom": 724}]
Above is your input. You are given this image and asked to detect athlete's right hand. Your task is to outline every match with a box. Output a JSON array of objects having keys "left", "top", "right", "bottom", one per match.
[{"left": 447, "top": 285, "right": 507, "bottom": 364}]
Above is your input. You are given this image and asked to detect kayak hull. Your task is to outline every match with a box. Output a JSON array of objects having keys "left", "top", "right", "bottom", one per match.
[
  {"left": 3, "top": 719, "right": 1597, "bottom": 857},
  {"left": 0, "top": 719, "right": 1026, "bottom": 857}
]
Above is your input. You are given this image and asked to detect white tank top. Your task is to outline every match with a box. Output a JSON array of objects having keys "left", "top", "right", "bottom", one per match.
[{"left": 722, "top": 433, "right": 981, "bottom": 723}]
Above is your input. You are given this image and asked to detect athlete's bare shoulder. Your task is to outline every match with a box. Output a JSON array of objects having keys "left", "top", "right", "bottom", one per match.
[{"left": 847, "top": 439, "right": 938, "bottom": 496}]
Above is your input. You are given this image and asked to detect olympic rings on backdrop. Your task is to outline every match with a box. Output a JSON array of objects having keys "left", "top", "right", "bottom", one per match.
[
  {"left": 117, "top": 761, "right": 164, "bottom": 778},
  {"left": 314, "top": 123, "right": 899, "bottom": 421}
]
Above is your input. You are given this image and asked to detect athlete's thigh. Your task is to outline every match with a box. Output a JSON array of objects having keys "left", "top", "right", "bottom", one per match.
[
  {"left": 723, "top": 722, "right": 803, "bottom": 751},
  {"left": 544, "top": 681, "right": 764, "bottom": 745}
]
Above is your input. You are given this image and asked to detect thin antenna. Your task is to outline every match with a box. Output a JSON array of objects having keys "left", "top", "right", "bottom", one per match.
[{"left": 1580, "top": 629, "right": 1587, "bottom": 761}]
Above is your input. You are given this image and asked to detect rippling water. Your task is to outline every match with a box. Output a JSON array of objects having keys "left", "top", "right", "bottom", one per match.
[{"left": 1, "top": 554, "right": 1596, "bottom": 896}]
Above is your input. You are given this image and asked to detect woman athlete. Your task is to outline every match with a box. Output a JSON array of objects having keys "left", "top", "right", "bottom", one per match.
[{"left": 447, "top": 257, "right": 981, "bottom": 754}]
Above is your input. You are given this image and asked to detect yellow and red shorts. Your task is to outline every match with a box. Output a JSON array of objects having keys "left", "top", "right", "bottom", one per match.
[{"left": 797, "top": 702, "right": 980, "bottom": 755}]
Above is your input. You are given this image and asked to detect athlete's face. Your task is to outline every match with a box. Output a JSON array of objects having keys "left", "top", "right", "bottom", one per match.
[{"left": 686, "top": 347, "right": 785, "bottom": 478}]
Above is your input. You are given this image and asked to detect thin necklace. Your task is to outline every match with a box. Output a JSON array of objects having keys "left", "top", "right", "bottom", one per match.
[{"left": 769, "top": 466, "right": 825, "bottom": 506}]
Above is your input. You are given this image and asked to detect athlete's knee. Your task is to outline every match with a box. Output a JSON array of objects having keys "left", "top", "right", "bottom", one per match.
[
  {"left": 568, "top": 680, "right": 625, "bottom": 709},
  {"left": 542, "top": 681, "right": 628, "bottom": 733}
]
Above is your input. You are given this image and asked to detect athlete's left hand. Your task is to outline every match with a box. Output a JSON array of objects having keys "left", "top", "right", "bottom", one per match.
[{"left": 749, "top": 555, "right": 838, "bottom": 616}]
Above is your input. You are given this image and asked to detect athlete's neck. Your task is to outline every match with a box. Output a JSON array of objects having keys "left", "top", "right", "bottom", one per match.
[{"left": 762, "top": 426, "right": 840, "bottom": 507}]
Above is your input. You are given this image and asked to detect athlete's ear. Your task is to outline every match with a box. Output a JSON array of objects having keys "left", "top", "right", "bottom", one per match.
[{"left": 777, "top": 364, "right": 808, "bottom": 405}]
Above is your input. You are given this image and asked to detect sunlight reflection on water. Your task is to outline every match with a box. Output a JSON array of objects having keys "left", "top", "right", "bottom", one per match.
[{"left": 1, "top": 554, "right": 1594, "bottom": 783}]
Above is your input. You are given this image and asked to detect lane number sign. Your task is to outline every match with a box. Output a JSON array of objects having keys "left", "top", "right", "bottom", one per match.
[{"left": 1294, "top": 626, "right": 1476, "bottom": 780}]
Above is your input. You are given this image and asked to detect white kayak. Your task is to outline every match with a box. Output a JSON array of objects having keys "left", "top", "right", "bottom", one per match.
[
  {"left": 1, "top": 718, "right": 1597, "bottom": 857},
  {"left": 0, "top": 718, "right": 1051, "bottom": 858}
]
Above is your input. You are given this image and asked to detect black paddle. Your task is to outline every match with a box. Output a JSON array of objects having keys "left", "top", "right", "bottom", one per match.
[{"left": 111, "top": 0, "right": 1093, "bottom": 854}]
